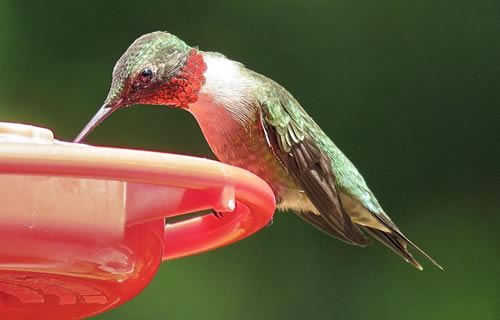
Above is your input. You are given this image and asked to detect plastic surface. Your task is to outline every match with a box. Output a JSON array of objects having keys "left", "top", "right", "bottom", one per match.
[{"left": 0, "top": 122, "right": 275, "bottom": 319}]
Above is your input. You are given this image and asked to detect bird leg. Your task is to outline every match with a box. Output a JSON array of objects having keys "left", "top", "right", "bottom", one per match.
[{"left": 212, "top": 209, "right": 223, "bottom": 219}]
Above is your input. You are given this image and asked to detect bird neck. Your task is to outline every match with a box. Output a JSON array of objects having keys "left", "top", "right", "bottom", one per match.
[
  {"left": 185, "top": 53, "right": 262, "bottom": 160},
  {"left": 188, "top": 53, "right": 258, "bottom": 125}
]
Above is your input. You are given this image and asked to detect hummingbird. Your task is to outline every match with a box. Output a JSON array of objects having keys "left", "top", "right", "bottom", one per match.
[{"left": 75, "top": 31, "right": 442, "bottom": 270}]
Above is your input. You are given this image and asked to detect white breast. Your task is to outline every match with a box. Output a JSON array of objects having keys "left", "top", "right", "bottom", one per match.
[
  {"left": 191, "top": 53, "right": 258, "bottom": 124},
  {"left": 200, "top": 53, "right": 253, "bottom": 94},
  {"left": 186, "top": 53, "right": 258, "bottom": 155}
]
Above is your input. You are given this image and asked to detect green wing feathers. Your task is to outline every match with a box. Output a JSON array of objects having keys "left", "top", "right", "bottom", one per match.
[
  {"left": 259, "top": 82, "right": 442, "bottom": 269},
  {"left": 260, "top": 87, "right": 371, "bottom": 246}
]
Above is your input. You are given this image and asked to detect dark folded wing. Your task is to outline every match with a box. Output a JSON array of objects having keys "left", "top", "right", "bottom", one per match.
[{"left": 260, "top": 94, "right": 370, "bottom": 246}]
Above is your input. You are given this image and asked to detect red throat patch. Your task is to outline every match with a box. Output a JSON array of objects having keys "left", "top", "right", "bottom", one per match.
[{"left": 155, "top": 49, "right": 207, "bottom": 107}]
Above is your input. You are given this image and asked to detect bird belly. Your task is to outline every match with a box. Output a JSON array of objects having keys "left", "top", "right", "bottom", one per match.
[
  {"left": 276, "top": 189, "right": 318, "bottom": 213},
  {"left": 188, "top": 99, "right": 301, "bottom": 201}
]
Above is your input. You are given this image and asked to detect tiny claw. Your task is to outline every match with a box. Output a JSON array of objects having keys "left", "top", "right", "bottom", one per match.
[
  {"left": 266, "top": 217, "right": 274, "bottom": 227},
  {"left": 212, "top": 209, "right": 223, "bottom": 219}
]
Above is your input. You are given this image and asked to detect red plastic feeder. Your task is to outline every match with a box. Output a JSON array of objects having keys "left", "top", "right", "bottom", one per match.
[{"left": 0, "top": 122, "right": 275, "bottom": 319}]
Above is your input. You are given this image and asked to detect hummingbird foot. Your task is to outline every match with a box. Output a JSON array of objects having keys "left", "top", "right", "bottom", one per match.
[
  {"left": 266, "top": 217, "right": 274, "bottom": 227},
  {"left": 212, "top": 209, "right": 224, "bottom": 219}
]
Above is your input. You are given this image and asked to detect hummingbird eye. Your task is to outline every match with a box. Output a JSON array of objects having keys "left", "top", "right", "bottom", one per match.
[{"left": 139, "top": 68, "right": 153, "bottom": 83}]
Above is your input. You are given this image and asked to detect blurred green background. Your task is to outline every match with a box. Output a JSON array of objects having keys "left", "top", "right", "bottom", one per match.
[{"left": 1, "top": 1, "right": 498, "bottom": 319}]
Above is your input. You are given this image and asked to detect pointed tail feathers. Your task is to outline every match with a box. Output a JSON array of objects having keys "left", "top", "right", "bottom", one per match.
[{"left": 363, "top": 227, "right": 443, "bottom": 270}]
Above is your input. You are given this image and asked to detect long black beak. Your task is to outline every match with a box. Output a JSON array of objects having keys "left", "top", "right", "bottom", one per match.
[{"left": 73, "top": 104, "right": 115, "bottom": 143}]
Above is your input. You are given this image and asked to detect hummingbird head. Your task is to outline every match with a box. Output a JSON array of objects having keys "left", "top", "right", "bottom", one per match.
[{"left": 74, "top": 31, "right": 207, "bottom": 142}]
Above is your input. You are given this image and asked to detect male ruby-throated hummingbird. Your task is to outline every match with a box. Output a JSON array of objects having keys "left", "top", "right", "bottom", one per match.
[{"left": 75, "top": 31, "right": 442, "bottom": 270}]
